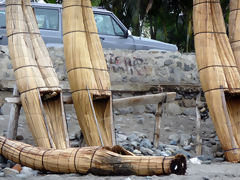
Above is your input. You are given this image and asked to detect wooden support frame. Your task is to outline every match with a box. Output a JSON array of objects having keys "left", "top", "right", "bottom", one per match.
[{"left": 5, "top": 91, "right": 176, "bottom": 145}]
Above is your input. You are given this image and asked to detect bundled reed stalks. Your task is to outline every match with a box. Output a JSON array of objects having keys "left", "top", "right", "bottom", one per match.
[
  {"left": 193, "top": 0, "right": 240, "bottom": 162},
  {"left": 62, "top": 0, "right": 114, "bottom": 146},
  {"left": 0, "top": 136, "right": 186, "bottom": 176},
  {"left": 6, "top": 0, "right": 69, "bottom": 149}
]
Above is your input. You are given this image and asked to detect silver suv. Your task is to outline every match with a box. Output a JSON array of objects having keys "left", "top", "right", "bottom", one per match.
[{"left": 0, "top": 1, "right": 178, "bottom": 51}]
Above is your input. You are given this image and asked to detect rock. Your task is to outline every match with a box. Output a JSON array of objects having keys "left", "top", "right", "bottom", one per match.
[
  {"left": 182, "top": 98, "right": 196, "bottom": 107},
  {"left": 16, "top": 167, "right": 38, "bottom": 178},
  {"left": 75, "top": 131, "right": 82, "bottom": 140},
  {"left": 164, "top": 59, "right": 173, "bottom": 66},
  {"left": 140, "top": 147, "right": 153, "bottom": 155},
  {"left": 140, "top": 138, "right": 152, "bottom": 149},
  {"left": 137, "top": 118, "right": 144, "bottom": 125},
  {"left": 174, "top": 149, "right": 192, "bottom": 159},
  {"left": 160, "top": 151, "right": 170, "bottom": 156},
  {"left": 214, "top": 158, "right": 224, "bottom": 162},
  {"left": 168, "top": 134, "right": 180, "bottom": 143},
  {"left": 70, "top": 141, "right": 80, "bottom": 147},
  {"left": 133, "top": 149, "right": 141, "bottom": 155},
  {"left": 183, "top": 108, "right": 196, "bottom": 116},
  {"left": 116, "top": 134, "right": 127, "bottom": 142},
  {"left": 7, "top": 160, "right": 15, "bottom": 168},
  {"left": 183, "top": 145, "right": 191, "bottom": 151},
  {"left": 202, "top": 176, "right": 210, "bottom": 180},
  {"left": 16, "top": 135, "right": 24, "bottom": 141},
  {"left": 164, "top": 127, "right": 171, "bottom": 132},
  {"left": 145, "top": 104, "right": 157, "bottom": 114},
  {"left": 215, "top": 151, "right": 224, "bottom": 157},
  {"left": 127, "top": 134, "right": 141, "bottom": 142},
  {"left": 180, "top": 134, "right": 191, "bottom": 146},
  {"left": 170, "top": 140, "right": 177, "bottom": 145},
  {"left": 166, "top": 103, "right": 182, "bottom": 115},
  {"left": 201, "top": 160, "right": 211, "bottom": 165},
  {"left": 3, "top": 168, "right": 19, "bottom": 177},
  {"left": 131, "top": 141, "right": 139, "bottom": 148},
  {"left": 197, "top": 155, "right": 212, "bottom": 161},
  {"left": 0, "top": 172, "right": 4, "bottom": 177},
  {"left": 1, "top": 103, "right": 11, "bottom": 115},
  {"left": 155, "top": 150, "right": 162, "bottom": 156},
  {"left": 69, "top": 134, "right": 76, "bottom": 141}
]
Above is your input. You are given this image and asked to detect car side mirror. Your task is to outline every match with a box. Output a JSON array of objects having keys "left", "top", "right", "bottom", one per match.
[{"left": 124, "top": 30, "right": 129, "bottom": 38}]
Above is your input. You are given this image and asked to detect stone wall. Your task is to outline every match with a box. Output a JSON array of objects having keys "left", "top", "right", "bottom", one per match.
[{"left": 0, "top": 45, "right": 200, "bottom": 91}]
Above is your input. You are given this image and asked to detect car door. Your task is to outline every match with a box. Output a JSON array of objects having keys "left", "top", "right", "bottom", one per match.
[
  {"left": 94, "top": 12, "right": 135, "bottom": 50},
  {"left": 0, "top": 6, "right": 7, "bottom": 45}
]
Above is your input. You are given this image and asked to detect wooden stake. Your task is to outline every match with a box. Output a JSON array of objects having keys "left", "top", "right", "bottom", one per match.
[
  {"left": 7, "top": 85, "right": 21, "bottom": 140},
  {"left": 195, "top": 93, "right": 202, "bottom": 156},
  {"left": 153, "top": 102, "right": 163, "bottom": 148}
]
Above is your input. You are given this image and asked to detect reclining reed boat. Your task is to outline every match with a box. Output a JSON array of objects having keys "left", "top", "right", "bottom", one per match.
[{"left": 0, "top": 136, "right": 187, "bottom": 176}]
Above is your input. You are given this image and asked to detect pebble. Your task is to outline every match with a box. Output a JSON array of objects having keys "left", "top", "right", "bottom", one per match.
[
  {"left": 69, "top": 134, "right": 76, "bottom": 141},
  {"left": 180, "top": 134, "right": 191, "bottom": 146},
  {"left": 140, "top": 147, "right": 153, "bottom": 155},
  {"left": 164, "top": 127, "right": 171, "bottom": 131},
  {"left": 170, "top": 140, "right": 177, "bottom": 145},
  {"left": 127, "top": 134, "right": 141, "bottom": 142},
  {"left": 140, "top": 138, "right": 152, "bottom": 149},
  {"left": 168, "top": 134, "right": 180, "bottom": 143},
  {"left": 16, "top": 135, "right": 24, "bottom": 141},
  {"left": 202, "top": 176, "right": 210, "bottom": 180},
  {"left": 214, "top": 158, "right": 224, "bottom": 162},
  {"left": 155, "top": 149, "right": 162, "bottom": 156},
  {"left": 133, "top": 149, "right": 141, "bottom": 154},
  {"left": 183, "top": 145, "right": 191, "bottom": 151},
  {"left": 70, "top": 141, "right": 80, "bottom": 147},
  {"left": 3, "top": 168, "right": 19, "bottom": 177},
  {"left": 131, "top": 141, "right": 139, "bottom": 148},
  {"left": 215, "top": 151, "right": 224, "bottom": 157}
]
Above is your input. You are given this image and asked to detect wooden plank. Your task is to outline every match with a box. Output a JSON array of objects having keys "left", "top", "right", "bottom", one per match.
[
  {"left": 195, "top": 93, "right": 202, "bottom": 156},
  {"left": 113, "top": 92, "right": 176, "bottom": 108},
  {"left": 7, "top": 85, "right": 21, "bottom": 139},
  {"left": 153, "top": 102, "right": 163, "bottom": 148},
  {"left": 6, "top": 92, "right": 176, "bottom": 107}
]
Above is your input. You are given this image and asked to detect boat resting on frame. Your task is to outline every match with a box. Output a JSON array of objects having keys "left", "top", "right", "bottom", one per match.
[
  {"left": 62, "top": 0, "right": 114, "bottom": 146},
  {"left": 193, "top": 0, "right": 240, "bottom": 162},
  {"left": 6, "top": 0, "right": 69, "bottom": 149}
]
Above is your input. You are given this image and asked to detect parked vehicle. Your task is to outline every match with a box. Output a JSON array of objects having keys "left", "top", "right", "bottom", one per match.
[{"left": 0, "top": 1, "right": 178, "bottom": 51}]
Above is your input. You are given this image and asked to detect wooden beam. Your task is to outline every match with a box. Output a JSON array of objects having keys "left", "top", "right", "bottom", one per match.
[
  {"left": 113, "top": 92, "right": 176, "bottom": 108},
  {"left": 5, "top": 92, "right": 176, "bottom": 107}
]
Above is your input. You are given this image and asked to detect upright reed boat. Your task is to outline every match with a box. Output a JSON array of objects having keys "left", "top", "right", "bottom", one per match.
[
  {"left": 6, "top": 0, "right": 69, "bottom": 149},
  {"left": 193, "top": 0, "right": 240, "bottom": 162},
  {"left": 62, "top": 0, "right": 114, "bottom": 146}
]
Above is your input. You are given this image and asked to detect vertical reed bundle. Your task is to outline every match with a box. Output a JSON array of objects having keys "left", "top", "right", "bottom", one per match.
[
  {"left": 0, "top": 136, "right": 186, "bottom": 176},
  {"left": 193, "top": 0, "right": 240, "bottom": 162},
  {"left": 62, "top": 0, "right": 114, "bottom": 146},
  {"left": 6, "top": 0, "right": 69, "bottom": 149}
]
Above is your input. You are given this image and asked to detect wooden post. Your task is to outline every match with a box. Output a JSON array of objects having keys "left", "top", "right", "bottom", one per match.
[
  {"left": 7, "top": 85, "right": 21, "bottom": 139},
  {"left": 195, "top": 93, "right": 202, "bottom": 155},
  {"left": 153, "top": 102, "right": 163, "bottom": 148}
]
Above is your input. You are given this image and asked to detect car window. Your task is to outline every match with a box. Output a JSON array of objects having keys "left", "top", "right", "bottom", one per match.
[
  {"left": 94, "top": 14, "right": 124, "bottom": 36},
  {"left": 34, "top": 8, "right": 59, "bottom": 31},
  {"left": 0, "top": 7, "right": 6, "bottom": 28}
]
